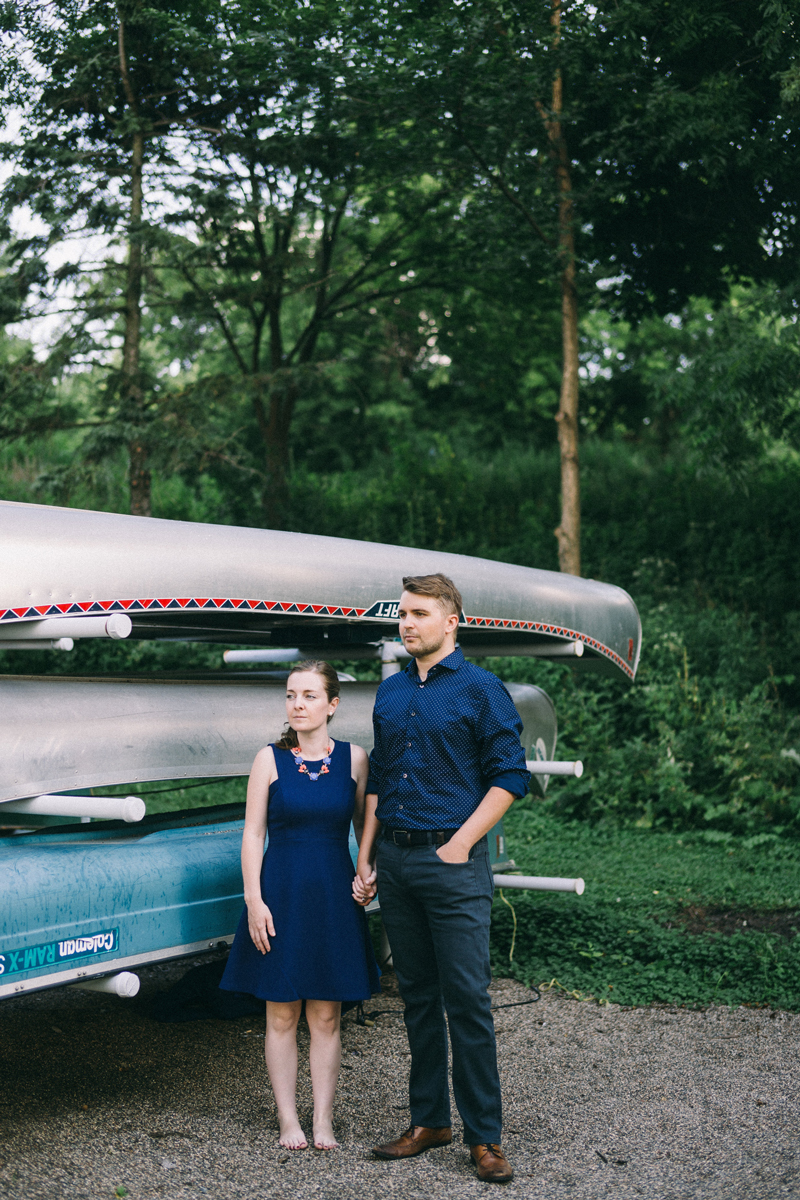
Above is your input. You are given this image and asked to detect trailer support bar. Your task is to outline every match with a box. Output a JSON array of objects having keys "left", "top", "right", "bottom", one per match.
[
  {"left": 526, "top": 760, "right": 584, "bottom": 777},
  {"left": 494, "top": 874, "right": 585, "bottom": 894},
  {"left": 71, "top": 972, "right": 141, "bottom": 998},
  {"left": 0, "top": 614, "right": 132, "bottom": 640},
  {"left": 0, "top": 794, "right": 145, "bottom": 822},
  {"left": 0, "top": 638, "right": 73, "bottom": 651}
]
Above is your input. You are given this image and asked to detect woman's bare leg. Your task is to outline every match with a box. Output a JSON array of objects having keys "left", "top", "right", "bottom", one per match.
[
  {"left": 306, "top": 1000, "right": 342, "bottom": 1149},
  {"left": 264, "top": 1000, "right": 306, "bottom": 1149}
]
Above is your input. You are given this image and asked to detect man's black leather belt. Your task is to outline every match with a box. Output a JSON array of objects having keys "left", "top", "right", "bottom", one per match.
[{"left": 384, "top": 828, "right": 460, "bottom": 847}]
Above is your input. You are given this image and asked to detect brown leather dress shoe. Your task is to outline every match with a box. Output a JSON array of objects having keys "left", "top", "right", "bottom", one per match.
[
  {"left": 372, "top": 1125, "right": 453, "bottom": 1159},
  {"left": 470, "top": 1143, "right": 514, "bottom": 1182}
]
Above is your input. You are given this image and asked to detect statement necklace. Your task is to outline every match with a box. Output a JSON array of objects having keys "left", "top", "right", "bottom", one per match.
[{"left": 290, "top": 742, "right": 333, "bottom": 781}]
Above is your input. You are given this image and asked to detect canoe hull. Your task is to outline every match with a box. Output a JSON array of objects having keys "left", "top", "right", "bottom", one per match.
[
  {"left": 0, "top": 812, "right": 243, "bottom": 999},
  {"left": 0, "top": 677, "right": 555, "bottom": 802},
  {"left": 0, "top": 501, "right": 640, "bottom": 678}
]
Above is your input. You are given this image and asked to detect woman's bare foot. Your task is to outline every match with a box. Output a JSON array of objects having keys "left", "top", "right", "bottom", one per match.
[
  {"left": 278, "top": 1119, "right": 308, "bottom": 1150},
  {"left": 312, "top": 1119, "right": 339, "bottom": 1150}
]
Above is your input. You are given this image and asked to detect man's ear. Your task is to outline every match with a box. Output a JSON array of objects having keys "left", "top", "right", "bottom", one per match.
[{"left": 445, "top": 611, "right": 459, "bottom": 634}]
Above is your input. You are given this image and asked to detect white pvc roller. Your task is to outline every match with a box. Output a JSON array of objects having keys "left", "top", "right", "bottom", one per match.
[
  {"left": 381, "top": 642, "right": 411, "bottom": 661},
  {"left": 73, "top": 971, "right": 140, "bottom": 998},
  {"left": 381, "top": 640, "right": 411, "bottom": 679},
  {"left": 0, "top": 613, "right": 131, "bottom": 640},
  {"left": 526, "top": 760, "right": 584, "bottom": 777},
  {"left": 494, "top": 874, "right": 585, "bottom": 895},
  {"left": 0, "top": 637, "right": 73, "bottom": 651},
  {"left": 224, "top": 647, "right": 303, "bottom": 663},
  {"left": 463, "top": 640, "right": 585, "bottom": 658},
  {"left": 0, "top": 794, "right": 146, "bottom": 822},
  {"left": 526, "top": 641, "right": 584, "bottom": 657},
  {"left": 223, "top": 643, "right": 412, "bottom": 665}
]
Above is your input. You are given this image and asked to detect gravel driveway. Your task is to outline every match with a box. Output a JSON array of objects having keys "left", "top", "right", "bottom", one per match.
[{"left": 0, "top": 955, "right": 797, "bottom": 1199}]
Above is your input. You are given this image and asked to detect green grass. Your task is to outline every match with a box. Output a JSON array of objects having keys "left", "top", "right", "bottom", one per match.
[{"left": 491, "top": 798, "right": 800, "bottom": 1010}]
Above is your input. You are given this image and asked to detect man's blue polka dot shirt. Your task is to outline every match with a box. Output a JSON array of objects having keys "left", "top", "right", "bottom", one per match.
[{"left": 367, "top": 645, "right": 531, "bottom": 830}]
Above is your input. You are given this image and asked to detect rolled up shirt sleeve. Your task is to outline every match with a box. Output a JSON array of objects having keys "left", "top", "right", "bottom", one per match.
[{"left": 478, "top": 679, "right": 531, "bottom": 798}]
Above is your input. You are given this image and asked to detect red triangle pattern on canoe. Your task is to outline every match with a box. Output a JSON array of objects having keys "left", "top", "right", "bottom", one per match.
[{"left": 0, "top": 596, "right": 634, "bottom": 677}]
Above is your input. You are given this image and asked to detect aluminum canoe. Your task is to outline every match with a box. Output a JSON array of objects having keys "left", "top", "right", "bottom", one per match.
[
  {"left": 0, "top": 676, "right": 555, "bottom": 803},
  {"left": 0, "top": 501, "right": 640, "bottom": 679}
]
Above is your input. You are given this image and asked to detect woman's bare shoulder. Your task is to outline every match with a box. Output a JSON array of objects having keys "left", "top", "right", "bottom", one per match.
[
  {"left": 349, "top": 743, "right": 369, "bottom": 768},
  {"left": 251, "top": 743, "right": 277, "bottom": 776}
]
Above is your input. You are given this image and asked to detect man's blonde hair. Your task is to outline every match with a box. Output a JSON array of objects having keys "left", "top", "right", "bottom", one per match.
[{"left": 402, "top": 573, "right": 463, "bottom": 620}]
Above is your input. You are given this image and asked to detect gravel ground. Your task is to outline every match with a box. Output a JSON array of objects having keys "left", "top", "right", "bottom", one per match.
[{"left": 0, "top": 955, "right": 798, "bottom": 1200}]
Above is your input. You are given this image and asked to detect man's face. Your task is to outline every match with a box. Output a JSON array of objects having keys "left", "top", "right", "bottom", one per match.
[{"left": 398, "top": 590, "right": 458, "bottom": 658}]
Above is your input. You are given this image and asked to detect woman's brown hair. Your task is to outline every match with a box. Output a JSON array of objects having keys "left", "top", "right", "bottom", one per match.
[{"left": 275, "top": 660, "right": 341, "bottom": 750}]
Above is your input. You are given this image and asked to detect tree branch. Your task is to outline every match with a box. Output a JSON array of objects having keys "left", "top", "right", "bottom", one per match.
[{"left": 460, "top": 132, "right": 555, "bottom": 248}]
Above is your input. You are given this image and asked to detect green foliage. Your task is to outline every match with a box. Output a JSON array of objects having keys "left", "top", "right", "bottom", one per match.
[
  {"left": 487, "top": 587, "right": 800, "bottom": 836},
  {"left": 580, "top": 287, "right": 800, "bottom": 474},
  {"left": 491, "top": 804, "right": 800, "bottom": 1008},
  {"left": 94, "top": 775, "right": 248, "bottom": 816},
  {"left": 370, "top": 0, "right": 800, "bottom": 313}
]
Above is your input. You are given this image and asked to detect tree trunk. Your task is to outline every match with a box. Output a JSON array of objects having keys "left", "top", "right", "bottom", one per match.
[
  {"left": 250, "top": 379, "right": 295, "bottom": 529},
  {"left": 264, "top": 381, "right": 296, "bottom": 529},
  {"left": 264, "top": 423, "right": 290, "bottom": 529},
  {"left": 546, "top": 0, "right": 581, "bottom": 576},
  {"left": 118, "top": 14, "right": 150, "bottom": 517},
  {"left": 553, "top": 159, "right": 580, "bottom": 576}
]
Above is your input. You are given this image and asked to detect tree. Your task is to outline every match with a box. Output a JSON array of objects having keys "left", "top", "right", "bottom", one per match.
[
  {"left": 361, "top": 0, "right": 800, "bottom": 574},
  {"left": 0, "top": 0, "right": 232, "bottom": 514},
  {"left": 162, "top": 103, "right": 458, "bottom": 524},
  {"left": 581, "top": 284, "right": 800, "bottom": 473},
  {"left": 1, "top": 0, "right": 464, "bottom": 526}
]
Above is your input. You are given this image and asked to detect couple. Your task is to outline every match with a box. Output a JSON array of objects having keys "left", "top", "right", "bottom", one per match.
[{"left": 221, "top": 573, "right": 530, "bottom": 1183}]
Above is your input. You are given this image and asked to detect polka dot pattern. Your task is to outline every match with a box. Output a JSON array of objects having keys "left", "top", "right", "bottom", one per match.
[{"left": 367, "top": 647, "right": 531, "bottom": 830}]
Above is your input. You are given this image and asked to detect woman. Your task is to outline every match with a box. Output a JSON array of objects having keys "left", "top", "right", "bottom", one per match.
[{"left": 220, "top": 661, "right": 380, "bottom": 1150}]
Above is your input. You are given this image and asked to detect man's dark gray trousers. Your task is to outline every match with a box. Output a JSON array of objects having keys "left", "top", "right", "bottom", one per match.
[{"left": 376, "top": 832, "right": 501, "bottom": 1145}]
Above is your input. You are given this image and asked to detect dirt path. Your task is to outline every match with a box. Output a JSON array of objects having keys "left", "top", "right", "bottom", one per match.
[{"left": 0, "top": 957, "right": 797, "bottom": 1199}]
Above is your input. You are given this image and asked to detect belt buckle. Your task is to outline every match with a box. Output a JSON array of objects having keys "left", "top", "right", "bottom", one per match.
[{"left": 392, "top": 829, "right": 411, "bottom": 846}]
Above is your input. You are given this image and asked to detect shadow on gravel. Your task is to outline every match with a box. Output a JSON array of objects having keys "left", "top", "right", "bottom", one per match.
[{"left": 0, "top": 955, "right": 261, "bottom": 1120}]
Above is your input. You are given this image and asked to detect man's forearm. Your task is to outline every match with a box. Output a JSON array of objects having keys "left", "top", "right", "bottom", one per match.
[{"left": 450, "top": 786, "right": 516, "bottom": 856}]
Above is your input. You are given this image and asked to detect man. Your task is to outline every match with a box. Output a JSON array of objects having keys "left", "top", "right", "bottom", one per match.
[{"left": 354, "top": 573, "right": 530, "bottom": 1183}]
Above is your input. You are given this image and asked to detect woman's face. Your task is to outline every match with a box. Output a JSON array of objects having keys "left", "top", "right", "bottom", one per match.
[{"left": 285, "top": 671, "right": 339, "bottom": 735}]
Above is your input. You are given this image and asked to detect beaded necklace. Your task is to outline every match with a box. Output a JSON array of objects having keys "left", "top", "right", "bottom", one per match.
[{"left": 290, "top": 742, "right": 333, "bottom": 781}]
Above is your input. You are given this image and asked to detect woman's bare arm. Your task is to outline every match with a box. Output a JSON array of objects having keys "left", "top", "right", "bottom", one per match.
[
  {"left": 350, "top": 743, "right": 369, "bottom": 844},
  {"left": 242, "top": 746, "right": 277, "bottom": 954}
]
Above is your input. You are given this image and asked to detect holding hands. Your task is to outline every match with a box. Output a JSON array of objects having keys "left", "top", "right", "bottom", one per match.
[{"left": 353, "top": 858, "right": 377, "bottom": 907}]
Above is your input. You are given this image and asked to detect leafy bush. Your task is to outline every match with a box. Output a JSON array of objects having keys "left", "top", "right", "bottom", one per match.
[
  {"left": 487, "top": 585, "right": 800, "bottom": 835},
  {"left": 492, "top": 804, "right": 800, "bottom": 1009}
]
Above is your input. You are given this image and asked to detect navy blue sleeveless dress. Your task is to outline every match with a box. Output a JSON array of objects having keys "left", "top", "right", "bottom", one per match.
[{"left": 220, "top": 740, "right": 380, "bottom": 1003}]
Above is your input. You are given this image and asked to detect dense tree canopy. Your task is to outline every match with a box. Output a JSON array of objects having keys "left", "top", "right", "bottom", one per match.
[{"left": 0, "top": 0, "right": 797, "bottom": 538}]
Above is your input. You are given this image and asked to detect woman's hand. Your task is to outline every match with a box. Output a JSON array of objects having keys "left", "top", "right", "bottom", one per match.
[
  {"left": 247, "top": 899, "right": 276, "bottom": 954},
  {"left": 352, "top": 859, "right": 377, "bottom": 906}
]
